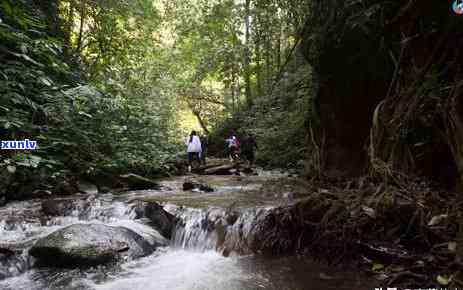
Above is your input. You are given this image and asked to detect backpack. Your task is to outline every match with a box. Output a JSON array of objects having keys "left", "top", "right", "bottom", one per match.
[{"left": 234, "top": 138, "right": 240, "bottom": 149}]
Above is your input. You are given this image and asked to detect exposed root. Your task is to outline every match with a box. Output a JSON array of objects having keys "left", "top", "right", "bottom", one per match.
[{"left": 248, "top": 177, "right": 462, "bottom": 288}]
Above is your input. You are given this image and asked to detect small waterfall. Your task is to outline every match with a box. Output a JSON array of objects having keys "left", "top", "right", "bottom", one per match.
[
  {"left": 171, "top": 206, "right": 272, "bottom": 255},
  {"left": 0, "top": 249, "right": 33, "bottom": 280},
  {"left": 172, "top": 207, "right": 225, "bottom": 251}
]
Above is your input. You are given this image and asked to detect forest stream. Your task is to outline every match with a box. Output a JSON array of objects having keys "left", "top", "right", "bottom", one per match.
[{"left": 0, "top": 170, "right": 374, "bottom": 290}]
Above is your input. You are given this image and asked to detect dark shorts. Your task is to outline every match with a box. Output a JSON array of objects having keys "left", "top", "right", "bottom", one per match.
[
  {"left": 188, "top": 152, "right": 200, "bottom": 164},
  {"left": 242, "top": 150, "right": 255, "bottom": 163},
  {"left": 227, "top": 146, "right": 238, "bottom": 154}
]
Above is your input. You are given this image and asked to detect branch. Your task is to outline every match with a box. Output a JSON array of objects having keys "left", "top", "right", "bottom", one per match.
[
  {"left": 189, "top": 95, "right": 225, "bottom": 106},
  {"left": 187, "top": 103, "right": 210, "bottom": 134}
]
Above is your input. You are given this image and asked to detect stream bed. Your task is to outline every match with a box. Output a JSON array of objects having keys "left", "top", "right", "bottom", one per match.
[{"left": 0, "top": 172, "right": 375, "bottom": 290}]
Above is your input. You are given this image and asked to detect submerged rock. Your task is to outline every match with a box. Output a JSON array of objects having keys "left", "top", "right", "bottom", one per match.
[
  {"left": 182, "top": 181, "right": 214, "bottom": 192},
  {"left": 119, "top": 174, "right": 160, "bottom": 190},
  {"left": 29, "top": 224, "right": 155, "bottom": 267}
]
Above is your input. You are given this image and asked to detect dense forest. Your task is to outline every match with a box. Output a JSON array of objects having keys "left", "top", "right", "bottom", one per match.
[
  {"left": 1, "top": 0, "right": 463, "bottom": 289},
  {"left": 0, "top": 0, "right": 314, "bottom": 200}
]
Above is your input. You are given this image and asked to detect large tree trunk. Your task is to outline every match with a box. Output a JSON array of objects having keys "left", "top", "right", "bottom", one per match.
[
  {"left": 244, "top": 0, "right": 252, "bottom": 108},
  {"left": 76, "top": 0, "right": 86, "bottom": 53},
  {"left": 64, "top": 0, "right": 75, "bottom": 54},
  {"left": 255, "top": 36, "right": 263, "bottom": 99},
  {"left": 191, "top": 108, "right": 209, "bottom": 134},
  {"left": 264, "top": 32, "right": 271, "bottom": 96}
]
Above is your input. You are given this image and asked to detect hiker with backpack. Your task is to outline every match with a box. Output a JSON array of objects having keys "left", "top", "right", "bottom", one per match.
[{"left": 225, "top": 135, "right": 240, "bottom": 162}]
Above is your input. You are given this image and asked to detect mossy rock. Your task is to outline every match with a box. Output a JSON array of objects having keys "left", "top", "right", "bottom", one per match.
[{"left": 29, "top": 224, "right": 157, "bottom": 267}]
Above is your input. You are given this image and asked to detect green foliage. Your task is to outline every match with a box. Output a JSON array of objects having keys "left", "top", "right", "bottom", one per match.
[
  {"left": 0, "top": 0, "right": 320, "bottom": 204},
  {"left": 212, "top": 52, "right": 312, "bottom": 168},
  {"left": 0, "top": 0, "right": 76, "bottom": 174},
  {"left": 0, "top": 0, "right": 183, "bottom": 202}
]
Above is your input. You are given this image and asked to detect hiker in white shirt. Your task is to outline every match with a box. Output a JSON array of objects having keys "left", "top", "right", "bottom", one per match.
[{"left": 185, "top": 130, "right": 202, "bottom": 172}]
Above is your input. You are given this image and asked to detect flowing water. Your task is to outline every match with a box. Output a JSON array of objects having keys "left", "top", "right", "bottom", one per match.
[{"left": 0, "top": 172, "right": 374, "bottom": 290}]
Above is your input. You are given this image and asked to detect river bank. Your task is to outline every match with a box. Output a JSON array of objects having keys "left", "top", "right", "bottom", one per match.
[{"left": 251, "top": 176, "right": 463, "bottom": 289}]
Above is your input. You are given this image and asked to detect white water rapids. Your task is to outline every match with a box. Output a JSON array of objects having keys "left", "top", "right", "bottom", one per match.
[{"left": 0, "top": 174, "right": 373, "bottom": 290}]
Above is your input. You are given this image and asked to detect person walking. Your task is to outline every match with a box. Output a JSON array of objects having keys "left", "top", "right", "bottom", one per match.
[
  {"left": 241, "top": 133, "right": 258, "bottom": 166},
  {"left": 200, "top": 133, "right": 209, "bottom": 165},
  {"left": 185, "top": 130, "right": 202, "bottom": 172},
  {"left": 225, "top": 135, "right": 239, "bottom": 162}
]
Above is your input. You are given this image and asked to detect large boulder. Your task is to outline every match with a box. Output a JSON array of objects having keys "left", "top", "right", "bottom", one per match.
[
  {"left": 119, "top": 174, "right": 160, "bottom": 190},
  {"left": 29, "top": 224, "right": 156, "bottom": 267},
  {"left": 132, "top": 201, "right": 177, "bottom": 239}
]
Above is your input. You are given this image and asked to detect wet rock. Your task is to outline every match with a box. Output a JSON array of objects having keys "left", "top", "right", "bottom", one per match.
[
  {"left": 98, "top": 186, "right": 111, "bottom": 193},
  {"left": 132, "top": 201, "right": 177, "bottom": 239},
  {"left": 33, "top": 189, "right": 52, "bottom": 198},
  {"left": 0, "top": 246, "right": 15, "bottom": 257},
  {"left": 241, "top": 167, "right": 254, "bottom": 174},
  {"left": 29, "top": 224, "right": 155, "bottom": 267},
  {"left": 200, "top": 184, "right": 214, "bottom": 192},
  {"left": 203, "top": 164, "right": 235, "bottom": 175},
  {"left": 77, "top": 181, "right": 98, "bottom": 195},
  {"left": 182, "top": 181, "right": 214, "bottom": 192},
  {"left": 283, "top": 192, "right": 295, "bottom": 199},
  {"left": 52, "top": 180, "right": 79, "bottom": 195},
  {"left": 119, "top": 174, "right": 160, "bottom": 190},
  {"left": 0, "top": 247, "right": 30, "bottom": 280},
  {"left": 182, "top": 182, "right": 195, "bottom": 191},
  {"left": 225, "top": 211, "right": 239, "bottom": 225},
  {"left": 41, "top": 198, "right": 90, "bottom": 217}
]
